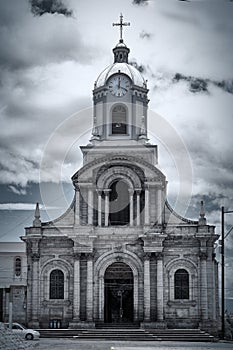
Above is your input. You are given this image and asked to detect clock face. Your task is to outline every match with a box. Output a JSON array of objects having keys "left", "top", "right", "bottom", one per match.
[{"left": 108, "top": 74, "right": 130, "bottom": 97}]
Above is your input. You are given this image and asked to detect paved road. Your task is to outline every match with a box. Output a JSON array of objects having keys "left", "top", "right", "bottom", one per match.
[{"left": 37, "top": 339, "right": 233, "bottom": 350}]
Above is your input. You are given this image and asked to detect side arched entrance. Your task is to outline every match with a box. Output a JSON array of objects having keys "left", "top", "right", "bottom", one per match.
[{"left": 104, "top": 262, "right": 133, "bottom": 323}]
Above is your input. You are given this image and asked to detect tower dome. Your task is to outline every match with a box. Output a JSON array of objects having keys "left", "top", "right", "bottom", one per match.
[
  {"left": 94, "top": 14, "right": 147, "bottom": 90},
  {"left": 95, "top": 62, "right": 147, "bottom": 89}
]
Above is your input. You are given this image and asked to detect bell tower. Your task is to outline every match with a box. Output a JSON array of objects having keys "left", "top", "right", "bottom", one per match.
[{"left": 91, "top": 14, "right": 150, "bottom": 145}]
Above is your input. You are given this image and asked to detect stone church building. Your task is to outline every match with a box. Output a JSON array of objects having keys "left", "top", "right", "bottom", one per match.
[{"left": 22, "top": 19, "right": 219, "bottom": 334}]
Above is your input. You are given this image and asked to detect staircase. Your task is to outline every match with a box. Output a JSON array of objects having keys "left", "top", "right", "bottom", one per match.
[
  {"left": 38, "top": 327, "right": 216, "bottom": 342},
  {"left": 149, "top": 328, "right": 216, "bottom": 342}
]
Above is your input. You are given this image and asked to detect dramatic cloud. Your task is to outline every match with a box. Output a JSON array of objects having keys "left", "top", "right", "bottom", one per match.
[
  {"left": 0, "top": 2, "right": 94, "bottom": 70},
  {"left": 0, "top": 0, "right": 232, "bottom": 255},
  {"left": 30, "top": 0, "right": 73, "bottom": 17},
  {"left": 173, "top": 73, "right": 233, "bottom": 94},
  {"left": 129, "top": 60, "right": 146, "bottom": 73},
  {"left": 151, "top": 72, "right": 233, "bottom": 95},
  {"left": 8, "top": 186, "right": 27, "bottom": 196},
  {"left": 139, "top": 31, "right": 152, "bottom": 39},
  {"left": 173, "top": 73, "right": 208, "bottom": 93},
  {"left": 132, "top": 0, "right": 149, "bottom": 5}
]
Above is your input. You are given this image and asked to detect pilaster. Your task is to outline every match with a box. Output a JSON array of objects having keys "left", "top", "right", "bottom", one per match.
[
  {"left": 156, "top": 252, "right": 164, "bottom": 321},
  {"left": 143, "top": 253, "right": 151, "bottom": 321},
  {"left": 86, "top": 253, "right": 95, "bottom": 325},
  {"left": 199, "top": 252, "right": 208, "bottom": 321},
  {"left": 73, "top": 253, "right": 81, "bottom": 320}
]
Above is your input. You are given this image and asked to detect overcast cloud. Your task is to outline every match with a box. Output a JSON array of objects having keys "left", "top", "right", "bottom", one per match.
[{"left": 0, "top": 0, "right": 233, "bottom": 295}]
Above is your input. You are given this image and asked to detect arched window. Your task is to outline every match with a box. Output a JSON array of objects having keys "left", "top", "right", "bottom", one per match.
[
  {"left": 15, "top": 257, "right": 22, "bottom": 277},
  {"left": 50, "top": 269, "right": 64, "bottom": 299},
  {"left": 109, "top": 180, "right": 129, "bottom": 225},
  {"left": 112, "top": 105, "right": 127, "bottom": 135},
  {"left": 174, "top": 269, "right": 189, "bottom": 299}
]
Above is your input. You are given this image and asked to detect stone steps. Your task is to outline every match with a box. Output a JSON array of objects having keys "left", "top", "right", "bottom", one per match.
[{"left": 38, "top": 328, "right": 216, "bottom": 342}]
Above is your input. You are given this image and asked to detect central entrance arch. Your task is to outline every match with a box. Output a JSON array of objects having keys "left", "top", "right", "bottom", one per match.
[{"left": 104, "top": 262, "right": 133, "bottom": 323}]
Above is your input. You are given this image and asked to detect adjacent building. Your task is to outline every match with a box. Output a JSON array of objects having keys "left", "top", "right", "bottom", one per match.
[{"left": 0, "top": 242, "right": 27, "bottom": 324}]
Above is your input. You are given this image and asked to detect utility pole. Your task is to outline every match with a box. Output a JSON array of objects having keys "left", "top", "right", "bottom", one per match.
[
  {"left": 221, "top": 206, "right": 225, "bottom": 340},
  {"left": 221, "top": 206, "right": 233, "bottom": 340}
]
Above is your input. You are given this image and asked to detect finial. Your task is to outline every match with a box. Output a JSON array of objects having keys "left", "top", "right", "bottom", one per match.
[
  {"left": 200, "top": 200, "right": 205, "bottom": 217},
  {"left": 198, "top": 200, "right": 206, "bottom": 225},
  {"left": 33, "top": 202, "right": 41, "bottom": 227},
  {"left": 113, "top": 13, "right": 130, "bottom": 43}
]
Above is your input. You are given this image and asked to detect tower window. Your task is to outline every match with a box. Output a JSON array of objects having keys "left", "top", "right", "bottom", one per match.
[
  {"left": 49, "top": 269, "right": 64, "bottom": 299},
  {"left": 112, "top": 105, "right": 127, "bottom": 135},
  {"left": 15, "top": 257, "right": 22, "bottom": 277},
  {"left": 174, "top": 269, "right": 189, "bottom": 299}
]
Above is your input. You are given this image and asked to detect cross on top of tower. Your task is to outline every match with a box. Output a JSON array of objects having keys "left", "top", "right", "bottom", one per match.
[{"left": 113, "top": 13, "right": 130, "bottom": 43}]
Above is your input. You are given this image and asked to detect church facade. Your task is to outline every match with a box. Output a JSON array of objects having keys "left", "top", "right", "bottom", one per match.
[{"left": 22, "top": 21, "right": 219, "bottom": 334}]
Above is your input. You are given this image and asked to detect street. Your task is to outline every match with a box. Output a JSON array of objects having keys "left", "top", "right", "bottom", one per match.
[{"left": 37, "top": 339, "right": 233, "bottom": 350}]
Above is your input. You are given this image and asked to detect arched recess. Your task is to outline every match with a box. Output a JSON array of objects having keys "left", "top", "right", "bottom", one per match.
[
  {"left": 109, "top": 180, "right": 129, "bottom": 225},
  {"left": 96, "top": 166, "right": 142, "bottom": 227},
  {"left": 97, "top": 166, "right": 141, "bottom": 190},
  {"left": 40, "top": 259, "right": 72, "bottom": 302},
  {"left": 111, "top": 104, "right": 127, "bottom": 135},
  {"left": 166, "top": 258, "right": 198, "bottom": 302},
  {"left": 94, "top": 250, "right": 143, "bottom": 323}
]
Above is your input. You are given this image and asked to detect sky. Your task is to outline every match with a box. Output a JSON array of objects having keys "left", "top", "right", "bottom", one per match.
[{"left": 0, "top": 0, "right": 233, "bottom": 296}]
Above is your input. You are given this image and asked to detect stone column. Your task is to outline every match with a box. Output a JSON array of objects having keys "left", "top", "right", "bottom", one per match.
[
  {"left": 31, "top": 253, "right": 40, "bottom": 326},
  {"left": 136, "top": 189, "right": 141, "bottom": 226},
  {"left": 97, "top": 190, "right": 102, "bottom": 227},
  {"left": 143, "top": 253, "right": 151, "bottom": 321},
  {"left": 86, "top": 254, "right": 94, "bottom": 321},
  {"left": 129, "top": 189, "right": 134, "bottom": 227},
  {"left": 156, "top": 253, "right": 164, "bottom": 321},
  {"left": 73, "top": 254, "right": 80, "bottom": 320},
  {"left": 104, "top": 190, "right": 110, "bottom": 227},
  {"left": 88, "top": 187, "right": 93, "bottom": 225},
  {"left": 75, "top": 188, "right": 80, "bottom": 225},
  {"left": 200, "top": 252, "right": 208, "bottom": 320},
  {"left": 144, "top": 186, "right": 150, "bottom": 225}
]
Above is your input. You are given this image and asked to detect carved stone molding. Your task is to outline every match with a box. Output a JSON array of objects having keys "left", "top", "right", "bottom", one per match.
[
  {"left": 116, "top": 256, "right": 123, "bottom": 262},
  {"left": 73, "top": 253, "right": 82, "bottom": 260},
  {"left": 42, "top": 299, "right": 71, "bottom": 307},
  {"left": 85, "top": 252, "right": 95, "bottom": 260},
  {"left": 199, "top": 252, "right": 208, "bottom": 261},
  {"left": 143, "top": 252, "right": 151, "bottom": 260},
  {"left": 31, "top": 253, "right": 40, "bottom": 262},
  {"left": 167, "top": 300, "right": 197, "bottom": 307},
  {"left": 155, "top": 252, "right": 163, "bottom": 260}
]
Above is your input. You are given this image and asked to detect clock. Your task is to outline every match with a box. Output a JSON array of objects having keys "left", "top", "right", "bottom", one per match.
[{"left": 108, "top": 74, "right": 130, "bottom": 97}]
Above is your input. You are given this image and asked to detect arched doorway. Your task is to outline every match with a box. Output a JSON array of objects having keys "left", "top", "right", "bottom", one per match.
[
  {"left": 109, "top": 180, "right": 129, "bottom": 225},
  {"left": 104, "top": 262, "right": 133, "bottom": 323}
]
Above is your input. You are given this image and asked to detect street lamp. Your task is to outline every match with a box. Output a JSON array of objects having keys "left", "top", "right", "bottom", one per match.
[{"left": 221, "top": 206, "right": 233, "bottom": 339}]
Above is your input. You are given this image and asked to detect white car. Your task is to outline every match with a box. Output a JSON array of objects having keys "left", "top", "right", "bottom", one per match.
[{"left": 4, "top": 322, "right": 40, "bottom": 340}]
